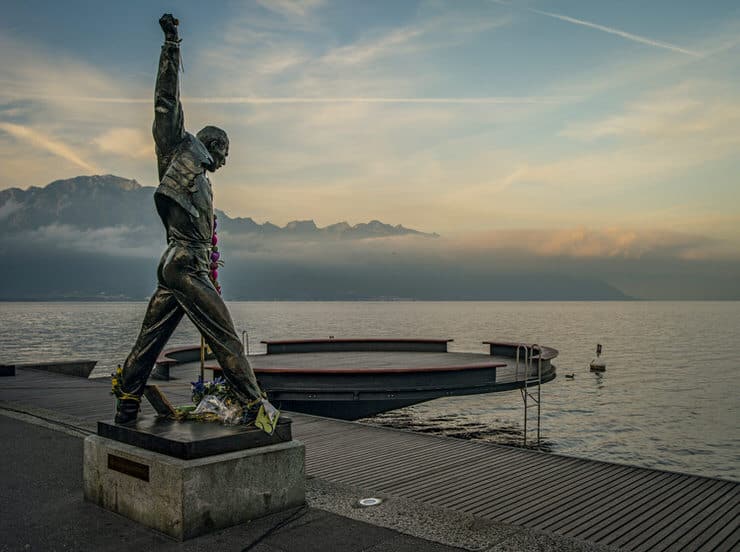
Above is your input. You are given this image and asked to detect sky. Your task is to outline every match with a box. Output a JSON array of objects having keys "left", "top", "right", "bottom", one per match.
[{"left": 1, "top": 0, "right": 739, "bottom": 269}]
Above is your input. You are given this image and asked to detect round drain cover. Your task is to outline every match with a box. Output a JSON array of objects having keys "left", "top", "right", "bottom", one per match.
[{"left": 358, "top": 497, "right": 383, "bottom": 507}]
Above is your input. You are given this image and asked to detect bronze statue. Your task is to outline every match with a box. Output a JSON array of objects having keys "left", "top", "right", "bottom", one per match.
[{"left": 115, "top": 14, "right": 275, "bottom": 428}]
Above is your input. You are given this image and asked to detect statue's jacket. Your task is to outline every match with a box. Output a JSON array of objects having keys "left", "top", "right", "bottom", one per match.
[{"left": 152, "top": 40, "right": 215, "bottom": 281}]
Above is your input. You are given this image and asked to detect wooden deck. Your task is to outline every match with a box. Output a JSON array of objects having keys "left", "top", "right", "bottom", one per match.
[{"left": 1, "top": 367, "right": 738, "bottom": 551}]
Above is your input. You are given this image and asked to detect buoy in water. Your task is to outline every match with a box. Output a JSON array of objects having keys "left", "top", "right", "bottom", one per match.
[
  {"left": 589, "top": 343, "right": 606, "bottom": 371},
  {"left": 589, "top": 360, "right": 606, "bottom": 372}
]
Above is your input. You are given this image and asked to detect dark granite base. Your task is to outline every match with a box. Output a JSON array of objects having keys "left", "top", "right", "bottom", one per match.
[
  {"left": 97, "top": 415, "right": 292, "bottom": 460},
  {"left": 0, "top": 364, "right": 16, "bottom": 377}
]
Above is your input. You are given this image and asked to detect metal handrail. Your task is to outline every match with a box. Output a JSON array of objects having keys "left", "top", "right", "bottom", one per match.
[{"left": 515, "top": 343, "right": 543, "bottom": 448}]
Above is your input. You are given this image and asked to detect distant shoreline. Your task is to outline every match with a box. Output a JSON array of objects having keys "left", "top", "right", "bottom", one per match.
[{"left": 8, "top": 298, "right": 740, "bottom": 303}]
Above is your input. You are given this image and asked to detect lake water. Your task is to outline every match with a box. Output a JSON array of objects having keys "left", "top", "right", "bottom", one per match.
[{"left": 1, "top": 301, "right": 738, "bottom": 481}]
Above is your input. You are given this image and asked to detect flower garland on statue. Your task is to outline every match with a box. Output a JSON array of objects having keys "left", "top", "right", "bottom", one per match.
[
  {"left": 172, "top": 213, "right": 262, "bottom": 425},
  {"left": 209, "top": 214, "right": 223, "bottom": 294}
]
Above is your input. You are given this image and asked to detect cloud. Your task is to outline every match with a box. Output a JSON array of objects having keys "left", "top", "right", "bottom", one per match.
[
  {"left": 255, "top": 0, "right": 326, "bottom": 19},
  {"left": 321, "top": 26, "right": 426, "bottom": 66},
  {"left": 448, "top": 227, "right": 731, "bottom": 261},
  {"left": 0, "top": 197, "right": 22, "bottom": 220},
  {"left": 217, "top": 222, "right": 736, "bottom": 264},
  {"left": 0, "top": 122, "right": 98, "bottom": 172},
  {"left": 320, "top": 11, "right": 510, "bottom": 67},
  {"left": 93, "top": 128, "right": 152, "bottom": 159},
  {"left": 0, "top": 33, "right": 152, "bottom": 187},
  {"left": 21, "top": 224, "right": 162, "bottom": 258},
  {"left": 492, "top": 82, "right": 740, "bottom": 210},
  {"left": 561, "top": 85, "right": 740, "bottom": 141},
  {"left": 0, "top": 34, "right": 146, "bottom": 115}
]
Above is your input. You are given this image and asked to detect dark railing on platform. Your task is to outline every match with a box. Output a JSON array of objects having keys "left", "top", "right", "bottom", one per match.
[{"left": 261, "top": 338, "right": 453, "bottom": 355}]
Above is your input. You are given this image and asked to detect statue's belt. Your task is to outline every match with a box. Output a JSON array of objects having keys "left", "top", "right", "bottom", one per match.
[{"left": 167, "top": 238, "right": 211, "bottom": 249}]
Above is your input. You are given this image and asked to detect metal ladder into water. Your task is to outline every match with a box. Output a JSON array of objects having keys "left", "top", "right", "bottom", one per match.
[{"left": 515, "top": 344, "right": 543, "bottom": 448}]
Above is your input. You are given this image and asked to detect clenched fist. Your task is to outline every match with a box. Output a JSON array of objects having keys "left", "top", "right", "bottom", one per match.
[{"left": 159, "top": 13, "right": 179, "bottom": 41}]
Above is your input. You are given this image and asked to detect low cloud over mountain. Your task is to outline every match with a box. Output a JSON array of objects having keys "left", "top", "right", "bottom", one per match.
[{"left": 1, "top": 175, "right": 737, "bottom": 300}]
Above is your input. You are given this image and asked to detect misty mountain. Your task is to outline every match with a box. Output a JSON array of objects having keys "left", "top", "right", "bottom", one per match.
[
  {"left": 0, "top": 175, "right": 631, "bottom": 301},
  {"left": 0, "top": 175, "right": 437, "bottom": 240}
]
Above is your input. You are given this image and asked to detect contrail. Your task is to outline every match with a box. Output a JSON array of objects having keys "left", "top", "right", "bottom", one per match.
[
  {"left": 491, "top": 1, "right": 701, "bottom": 57},
  {"left": 187, "top": 96, "right": 579, "bottom": 105},
  {"left": 2, "top": 93, "right": 580, "bottom": 105}
]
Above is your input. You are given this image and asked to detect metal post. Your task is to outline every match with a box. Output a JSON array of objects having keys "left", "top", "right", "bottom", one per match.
[
  {"left": 515, "top": 344, "right": 529, "bottom": 447},
  {"left": 199, "top": 335, "right": 205, "bottom": 381},
  {"left": 530, "top": 343, "right": 542, "bottom": 447},
  {"left": 537, "top": 352, "right": 542, "bottom": 444},
  {"left": 527, "top": 343, "right": 542, "bottom": 449}
]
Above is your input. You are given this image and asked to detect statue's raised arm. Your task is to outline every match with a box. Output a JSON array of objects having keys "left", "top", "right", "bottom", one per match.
[{"left": 153, "top": 13, "right": 185, "bottom": 180}]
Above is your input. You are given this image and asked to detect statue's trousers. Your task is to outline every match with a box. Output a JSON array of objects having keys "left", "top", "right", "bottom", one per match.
[{"left": 120, "top": 241, "right": 261, "bottom": 403}]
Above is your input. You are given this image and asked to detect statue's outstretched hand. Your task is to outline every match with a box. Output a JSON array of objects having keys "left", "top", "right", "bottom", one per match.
[{"left": 159, "top": 13, "right": 179, "bottom": 41}]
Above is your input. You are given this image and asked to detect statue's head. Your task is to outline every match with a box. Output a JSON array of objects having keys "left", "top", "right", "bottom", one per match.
[{"left": 197, "top": 126, "right": 229, "bottom": 172}]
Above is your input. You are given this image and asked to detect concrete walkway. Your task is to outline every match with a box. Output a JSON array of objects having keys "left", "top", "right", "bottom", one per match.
[{"left": 0, "top": 415, "right": 464, "bottom": 552}]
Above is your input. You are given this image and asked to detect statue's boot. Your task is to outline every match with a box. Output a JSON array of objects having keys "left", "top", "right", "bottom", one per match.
[{"left": 115, "top": 399, "right": 140, "bottom": 425}]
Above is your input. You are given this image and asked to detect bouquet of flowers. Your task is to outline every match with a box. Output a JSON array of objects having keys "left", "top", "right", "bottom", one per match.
[{"left": 176, "top": 376, "right": 244, "bottom": 424}]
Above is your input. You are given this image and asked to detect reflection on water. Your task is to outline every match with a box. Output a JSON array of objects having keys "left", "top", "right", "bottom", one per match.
[{"left": 0, "top": 300, "right": 738, "bottom": 481}]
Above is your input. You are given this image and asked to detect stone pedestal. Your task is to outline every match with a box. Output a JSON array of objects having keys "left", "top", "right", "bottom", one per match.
[{"left": 83, "top": 417, "right": 305, "bottom": 540}]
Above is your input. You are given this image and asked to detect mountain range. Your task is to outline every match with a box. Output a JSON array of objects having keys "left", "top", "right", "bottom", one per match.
[
  {"left": 0, "top": 175, "right": 630, "bottom": 301},
  {"left": 0, "top": 175, "right": 436, "bottom": 240}
]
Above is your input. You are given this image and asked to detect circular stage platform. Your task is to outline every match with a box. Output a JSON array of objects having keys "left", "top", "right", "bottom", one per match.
[{"left": 156, "top": 338, "right": 558, "bottom": 419}]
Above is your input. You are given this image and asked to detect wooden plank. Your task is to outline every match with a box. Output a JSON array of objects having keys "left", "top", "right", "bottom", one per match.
[
  {"left": 661, "top": 491, "right": 739, "bottom": 551},
  {"left": 706, "top": 524, "right": 740, "bottom": 552},
  {"left": 485, "top": 457, "right": 630, "bottom": 514},
  {"left": 340, "top": 444, "right": 483, "bottom": 485},
  {"left": 399, "top": 456, "right": 532, "bottom": 502},
  {"left": 493, "top": 463, "right": 637, "bottom": 524},
  {"left": 386, "top": 449, "right": 523, "bottom": 500},
  {"left": 448, "top": 454, "right": 613, "bottom": 515},
  {"left": 629, "top": 480, "right": 737, "bottom": 551},
  {"left": 589, "top": 474, "right": 718, "bottom": 546},
  {"left": 378, "top": 447, "right": 526, "bottom": 493},
  {"left": 310, "top": 438, "right": 457, "bottom": 480},
  {"left": 499, "top": 463, "right": 653, "bottom": 526},
  {"left": 572, "top": 472, "right": 697, "bottom": 541},
  {"left": 525, "top": 466, "right": 668, "bottom": 527},
  {"left": 439, "top": 462, "right": 610, "bottom": 515},
  {"left": 370, "top": 448, "right": 495, "bottom": 491},
  {"left": 685, "top": 504, "right": 739, "bottom": 552},
  {"left": 609, "top": 477, "right": 726, "bottom": 548},
  {"left": 550, "top": 469, "right": 675, "bottom": 535},
  {"left": 406, "top": 447, "right": 572, "bottom": 504}
]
